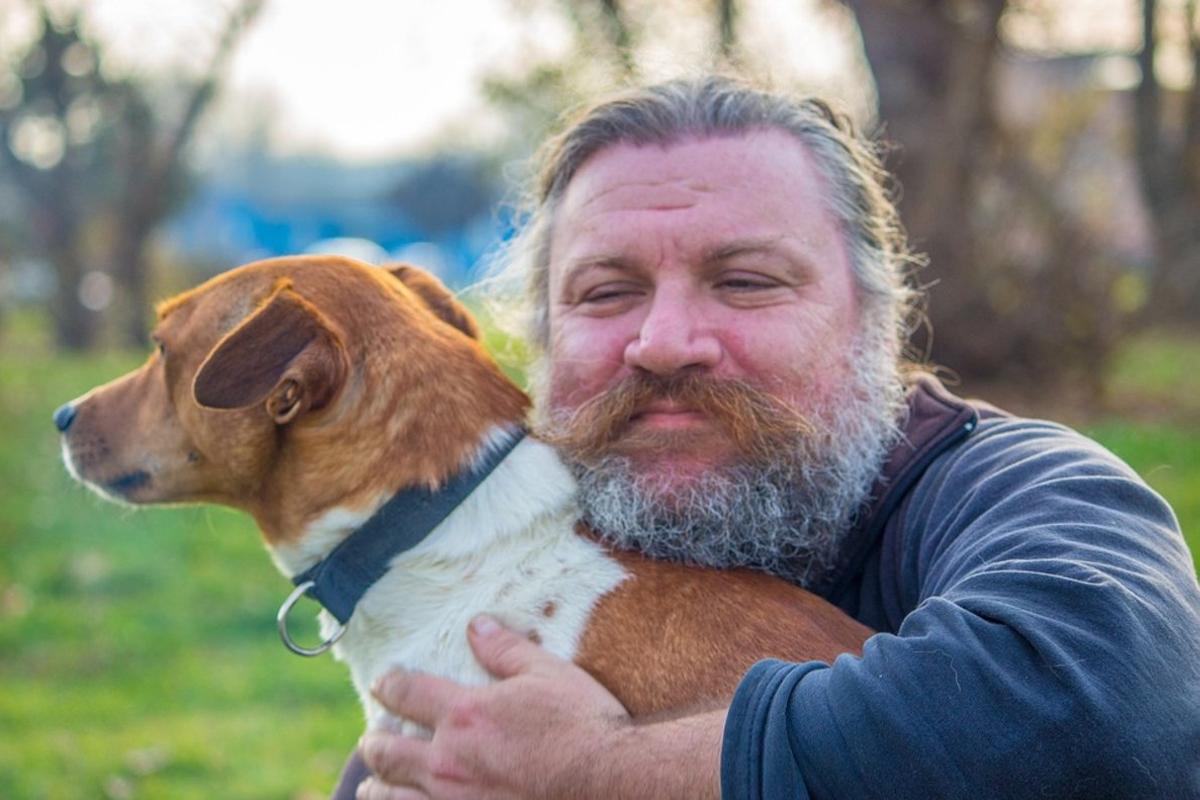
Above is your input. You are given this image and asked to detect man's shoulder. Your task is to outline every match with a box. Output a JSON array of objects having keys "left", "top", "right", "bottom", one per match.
[
  {"left": 900, "top": 387, "right": 1184, "bottom": 572},
  {"left": 886, "top": 376, "right": 1181, "bottom": 571},
  {"left": 828, "top": 374, "right": 1178, "bottom": 602},
  {"left": 927, "top": 405, "right": 1144, "bottom": 488},
  {"left": 897, "top": 373, "right": 1139, "bottom": 486}
]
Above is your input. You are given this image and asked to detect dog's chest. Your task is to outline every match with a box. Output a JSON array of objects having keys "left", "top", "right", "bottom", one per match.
[{"left": 328, "top": 508, "right": 627, "bottom": 730}]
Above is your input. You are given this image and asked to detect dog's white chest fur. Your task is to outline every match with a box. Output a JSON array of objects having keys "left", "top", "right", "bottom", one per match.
[{"left": 273, "top": 435, "right": 628, "bottom": 731}]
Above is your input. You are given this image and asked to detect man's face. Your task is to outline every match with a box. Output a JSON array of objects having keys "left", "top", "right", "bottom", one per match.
[{"left": 544, "top": 130, "right": 860, "bottom": 494}]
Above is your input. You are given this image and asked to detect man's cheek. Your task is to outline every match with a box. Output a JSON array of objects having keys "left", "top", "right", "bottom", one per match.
[
  {"left": 547, "top": 367, "right": 605, "bottom": 412},
  {"left": 546, "top": 348, "right": 625, "bottom": 410}
]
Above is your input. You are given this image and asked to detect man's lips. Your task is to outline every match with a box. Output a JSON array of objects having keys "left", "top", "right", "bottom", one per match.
[{"left": 629, "top": 404, "right": 710, "bottom": 429}]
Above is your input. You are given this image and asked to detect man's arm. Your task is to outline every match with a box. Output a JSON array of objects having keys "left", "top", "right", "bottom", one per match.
[
  {"left": 357, "top": 615, "right": 723, "bottom": 800},
  {"left": 723, "top": 419, "right": 1200, "bottom": 799}
]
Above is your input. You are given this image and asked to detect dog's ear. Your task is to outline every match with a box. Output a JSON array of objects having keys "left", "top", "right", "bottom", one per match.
[
  {"left": 193, "top": 284, "right": 347, "bottom": 424},
  {"left": 386, "top": 263, "right": 480, "bottom": 340}
]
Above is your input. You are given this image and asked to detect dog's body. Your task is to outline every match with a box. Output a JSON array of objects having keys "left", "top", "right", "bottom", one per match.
[{"left": 57, "top": 255, "right": 870, "bottom": 730}]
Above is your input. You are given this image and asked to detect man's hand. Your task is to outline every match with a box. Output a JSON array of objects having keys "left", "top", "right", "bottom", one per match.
[{"left": 356, "top": 614, "right": 723, "bottom": 800}]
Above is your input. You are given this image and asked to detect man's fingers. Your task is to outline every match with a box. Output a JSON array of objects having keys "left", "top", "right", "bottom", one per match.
[
  {"left": 468, "top": 614, "right": 562, "bottom": 680},
  {"left": 372, "top": 670, "right": 462, "bottom": 728},
  {"left": 359, "top": 731, "right": 431, "bottom": 789},
  {"left": 355, "top": 776, "right": 428, "bottom": 800}
]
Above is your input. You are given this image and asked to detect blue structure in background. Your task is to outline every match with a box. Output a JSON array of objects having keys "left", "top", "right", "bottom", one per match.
[{"left": 163, "top": 153, "right": 515, "bottom": 289}]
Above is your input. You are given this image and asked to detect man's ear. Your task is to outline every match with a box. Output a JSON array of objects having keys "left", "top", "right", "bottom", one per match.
[
  {"left": 386, "top": 263, "right": 481, "bottom": 340},
  {"left": 193, "top": 284, "right": 347, "bottom": 424}
]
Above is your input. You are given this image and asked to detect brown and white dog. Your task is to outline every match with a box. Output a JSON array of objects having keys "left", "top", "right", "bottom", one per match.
[{"left": 55, "top": 255, "right": 870, "bottom": 731}]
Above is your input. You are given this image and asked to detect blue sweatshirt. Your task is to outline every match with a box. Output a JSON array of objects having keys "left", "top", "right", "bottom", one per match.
[{"left": 721, "top": 379, "right": 1200, "bottom": 799}]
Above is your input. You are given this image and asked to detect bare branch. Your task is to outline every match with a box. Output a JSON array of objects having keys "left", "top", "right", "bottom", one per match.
[
  {"left": 1134, "top": 0, "right": 1168, "bottom": 215},
  {"left": 718, "top": 0, "right": 736, "bottom": 62},
  {"left": 153, "top": 0, "right": 266, "bottom": 210},
  {"left": 1182, "top": 0, "right": 1200, "bottom": 196},
  {"left": 596, "top": 0, "right": 635, "bottom": 79}
]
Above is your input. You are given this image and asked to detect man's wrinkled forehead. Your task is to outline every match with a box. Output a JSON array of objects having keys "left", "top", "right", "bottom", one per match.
[{"left": 558, "top": 135, "right": 745, "bottom": 206}]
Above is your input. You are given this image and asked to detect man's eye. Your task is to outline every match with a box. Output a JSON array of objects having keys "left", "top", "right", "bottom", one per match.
[
  {"left": 582, "top": 286, "right": 638, "bottom": 303},
  {"left": 717, "top": 276, "right": 777, "bottom": 291}
]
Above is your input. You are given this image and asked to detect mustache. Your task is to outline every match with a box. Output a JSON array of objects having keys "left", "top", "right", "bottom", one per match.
[{"left": 538, "top": 373, "right": 814, "bottom": 465}]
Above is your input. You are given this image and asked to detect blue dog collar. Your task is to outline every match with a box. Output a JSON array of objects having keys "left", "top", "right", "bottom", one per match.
[{"left": 277, "top": 429, "right": 525, "bottom": 656}]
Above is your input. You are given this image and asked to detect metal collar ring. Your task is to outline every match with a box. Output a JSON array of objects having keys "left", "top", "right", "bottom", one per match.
[{"left": 277, "top": 580, "right": 347, "bottom": 657}]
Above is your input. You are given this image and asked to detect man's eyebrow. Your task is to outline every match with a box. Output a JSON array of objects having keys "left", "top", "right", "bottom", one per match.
[
  {"left": 563, "top": 253, "right": 637, "bottom": 272},
  {"left": 701, "top": 236, "right": 790, "bottom": 263},
  {"left": 557, "top": 254, "right": 640, "bottom": 292},
  {"left": 702, "top": 236, "right": 819, "bottom": 282}
]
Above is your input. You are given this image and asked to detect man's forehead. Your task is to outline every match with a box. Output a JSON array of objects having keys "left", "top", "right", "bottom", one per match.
[
  {"left": 548, "top": 131, "right": 837, "bottom": 269},
  {"left": 563, "top": 129, "right": 818, "bottom": 195}
]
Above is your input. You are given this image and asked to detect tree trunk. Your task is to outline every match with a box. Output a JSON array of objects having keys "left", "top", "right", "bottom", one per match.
[
  {"left": 45, "top": 223, "right": 98, "bottom": 350},
  {"left": 110, "top": 0, "right": 264, "bottom": 348},
  {"left": 1134, "top": 0, "right": 1200, "bottom": 323},
  {"left": 113, "top": 217, "right": 154, "bottom": 348},
  {"left": 847, "top": 0, "right": 1007, "bottom": 374}
]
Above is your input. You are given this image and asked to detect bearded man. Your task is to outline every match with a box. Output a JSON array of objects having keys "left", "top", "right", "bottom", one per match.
[{"left": 342, "top": 76, "right": 1200, "bottom": 799}]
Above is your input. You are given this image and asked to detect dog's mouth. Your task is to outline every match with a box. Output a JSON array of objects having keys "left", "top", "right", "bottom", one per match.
[
  {"left": 75, "top": 469, "right": 154, "bottom": 507},
  {"left": 61, "top": 439, "right": 155, "bottom": 505},
  {"left": 105, "top": 470, "right": 152, "bottom": 496}
]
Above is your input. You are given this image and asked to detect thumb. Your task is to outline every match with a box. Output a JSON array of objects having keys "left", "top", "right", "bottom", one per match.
[{"left": 468, "top": 614, "right": 559, "bottom": 679}]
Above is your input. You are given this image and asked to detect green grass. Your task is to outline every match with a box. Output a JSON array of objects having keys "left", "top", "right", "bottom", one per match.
[
  {"left": 1081, "top": 329, "right": 1200, "bottom": 573},
  {"left": 1106, "top": 330, "right": 1200, "bottom": 419},
  {"left": 1, "top": 317, "right": 1196, "bottom": 798}
]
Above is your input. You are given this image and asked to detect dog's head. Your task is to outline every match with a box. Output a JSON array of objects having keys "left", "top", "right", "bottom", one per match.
[{"left": 56, "top": 255, "right": 526, "bottom": 540}]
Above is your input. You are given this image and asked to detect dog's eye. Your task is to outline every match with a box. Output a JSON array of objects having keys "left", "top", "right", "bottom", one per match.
[{"left": 154, "top": 339, "right": 166, "bottom": 357}]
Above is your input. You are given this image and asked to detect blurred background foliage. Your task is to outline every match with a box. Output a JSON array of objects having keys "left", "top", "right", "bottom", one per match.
[{"left": 0, "top": 0, "right": 1196, "bottom": 797}]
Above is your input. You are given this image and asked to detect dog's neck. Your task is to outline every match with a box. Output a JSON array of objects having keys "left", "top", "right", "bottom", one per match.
[
  {"left": 246, "top": 337, "right": 530, "bottom": 546},
  {"left": 267, "top": 429, "right": 576, "bottom": 579}
]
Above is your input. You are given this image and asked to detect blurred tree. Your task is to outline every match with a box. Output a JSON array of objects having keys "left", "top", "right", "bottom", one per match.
[
  {"left": 848, "top": 0, "right": 1006, "bottom": 300},
  {"left": 845, "top": 0, "right": 1130, "bottom": 391},
  {"left": 1135, "top": 0, "right": 1200, "bottom": 322},
  {"left": 0, "top": 6, "right": 106, "bottom": 348},
  {"left": 108, "top": 0, "right": 264, "bottom": 349},
  {"left": 0, "top": 0, "right": 262, "bottom": 350},
  {"left": 482, "top": 0, "right": 738, "bottom": 155}
]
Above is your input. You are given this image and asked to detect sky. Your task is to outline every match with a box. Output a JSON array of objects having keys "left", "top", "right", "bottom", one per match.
[{"left": 0, "top": 0, "right": 1164, "bottom": 163}]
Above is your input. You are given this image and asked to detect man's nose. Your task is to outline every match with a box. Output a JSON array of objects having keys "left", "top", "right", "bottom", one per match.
[{"left": 623, "top": 291, "right": 721, "bottom": 375}]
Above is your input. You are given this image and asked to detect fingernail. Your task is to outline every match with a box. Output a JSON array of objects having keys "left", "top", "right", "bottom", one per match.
[
  {"left": 370, "top": 669, "right": 402, "bottom": 697},
  {"left": 471, "top": 614, "right": 500, "bottom": 636}
]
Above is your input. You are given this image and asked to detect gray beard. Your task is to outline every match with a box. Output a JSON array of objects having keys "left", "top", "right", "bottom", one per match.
[{"left": 557, "top": 335, "right": 907, "bottom": 589}]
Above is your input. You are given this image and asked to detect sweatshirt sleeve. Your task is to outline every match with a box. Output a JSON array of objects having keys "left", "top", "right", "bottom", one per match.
[{"left": 721, "top": 419, "right": 1200, "bottom": 800}]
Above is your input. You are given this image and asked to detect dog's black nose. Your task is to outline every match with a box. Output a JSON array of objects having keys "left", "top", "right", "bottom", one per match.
[{"left": 53, "top": 402, "right": 77, "bottom": 432}]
